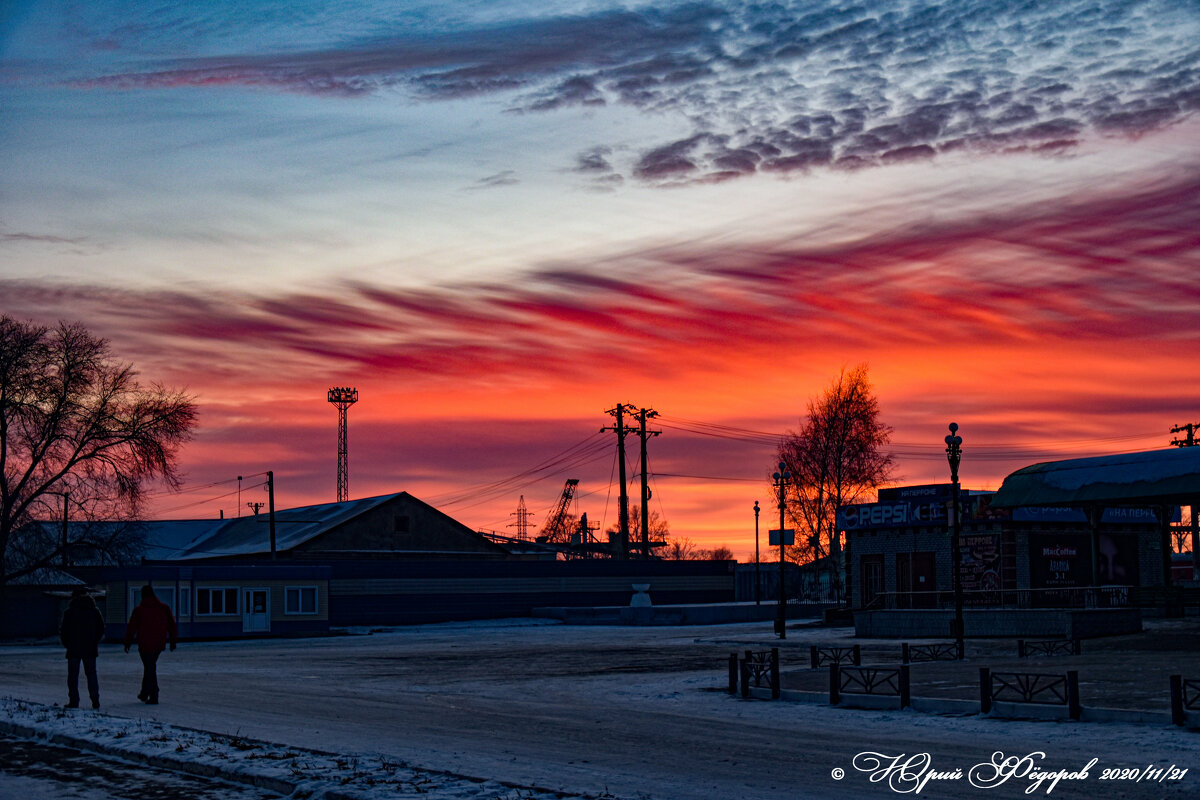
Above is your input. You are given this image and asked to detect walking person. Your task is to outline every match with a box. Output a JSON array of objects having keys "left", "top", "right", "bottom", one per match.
[
  {"left": 123, "top": 585, "right": 177, "bottom": 704},
  {"left": 60, "top": 586, "right": 105, "bottom": 709}
]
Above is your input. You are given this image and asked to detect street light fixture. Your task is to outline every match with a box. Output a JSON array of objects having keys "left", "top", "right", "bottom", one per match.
[
  {"left": 945, "top": 423, "right": 964, "bottom": 659},
  {"left": 771, "top": 462, "right": 791, "bottom": 639},
  {"left": 754, "top": 500, "right": 761, "bottom": 605}
]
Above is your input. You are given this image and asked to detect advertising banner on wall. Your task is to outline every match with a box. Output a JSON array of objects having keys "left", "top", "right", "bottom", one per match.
[
  {"left": 1029, "top": 534, "right": 1089, "bottom": 588},
  {"left": 959, "top": 533, "right": 1001, "bottom": 592},
  {"left": 1028, "top": 533, "right": 1141, "bottom": 588}
]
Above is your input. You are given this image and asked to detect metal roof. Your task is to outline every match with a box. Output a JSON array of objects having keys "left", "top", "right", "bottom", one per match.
[
  {"left": 160, "top": 493, "right": 402, "bottom": 560},
  {"left": 990, "top": 447, "right": 1200, "bottom": 508}
]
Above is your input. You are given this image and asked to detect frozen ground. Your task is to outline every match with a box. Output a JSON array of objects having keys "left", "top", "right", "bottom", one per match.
[{"left": 1, "top": 618, "right": 1196, "bottom": 799}]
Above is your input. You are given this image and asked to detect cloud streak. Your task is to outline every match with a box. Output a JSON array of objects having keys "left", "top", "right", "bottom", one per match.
[
  {"left": 5, "top": 168, "right": 1198, "bottom": 388},
  {"left": 64, "top": 1, "right": 1200, "bottom": 184}
]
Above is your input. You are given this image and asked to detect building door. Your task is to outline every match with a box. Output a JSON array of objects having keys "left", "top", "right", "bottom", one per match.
[
  {"left": 896, "top": 554, "right": 912, "bottom": 609},
  {"left": 860, "top": 555, "right": 884, "bottom": 608},
  {"left": 912, "top": 552, "right": 937, "bottom": 608},
  {"left": 242, "top": 588, "right": 270, "bottom": 633}
]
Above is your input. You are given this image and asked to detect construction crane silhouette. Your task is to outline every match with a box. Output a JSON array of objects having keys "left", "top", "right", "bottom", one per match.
[{"left": 536, "top": 479, "right": 579, "bottom": 545}]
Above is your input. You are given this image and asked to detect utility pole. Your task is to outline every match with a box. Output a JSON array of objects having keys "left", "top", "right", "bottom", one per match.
[
  {"left": 602, "top": 404, "right": 633, "bottom": 559},
  {"left": 754, "top": 500, "right": 761, "bottom": 605},
  {"left": 771, "top": 463, "right": 791, "bottom": 639},
  {"left": 635, "top": 408, "right": 660, "bottom": 558},
  {"left": 266, "top": 470, "right": 277, "bottom": 560},
  {"left": 247, "top": 501, "right": 265, "bottom": 515},
  {"left": 945, "top": 423, "right": 964, "bottom": 660},
  {"left": 1169, "top": 424, "right": 1199, "bottom": 580},
  {"left": 1171, "top": 423, "right": 1199, "bottom": 447}
]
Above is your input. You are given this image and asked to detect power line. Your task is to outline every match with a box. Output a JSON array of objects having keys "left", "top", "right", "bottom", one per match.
[{"left": 655, "top": 413, "right": 1165, "bottom": 458}]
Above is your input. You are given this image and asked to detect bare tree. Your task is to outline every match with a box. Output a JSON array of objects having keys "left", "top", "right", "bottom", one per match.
[
  {"left": 704, "top": 545, "right": 735, "bottom": 561},
  {"left": 662, "top": 536, "right": 698, "bottom": 560},
  {"left": 777, "top": 364, "right": 893, "bottom": 605},
  {"left": 0, "top": 317, "right": 197, "bottom": 592},
  {"left": 606, "top": 506, "right": 670, "bottom": 557}
]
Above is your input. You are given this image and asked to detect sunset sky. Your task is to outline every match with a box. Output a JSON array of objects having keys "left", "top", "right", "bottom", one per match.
[{"left": 2, "top": 0, "right": 1198, "bottom": 558}]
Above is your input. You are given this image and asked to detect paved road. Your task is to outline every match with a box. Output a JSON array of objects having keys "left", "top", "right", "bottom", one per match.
[
  {"left": 1, "top": 621, "right": 1195, "bottom": 800},
  {"left": 0, "top": 733, "right": 282, "bottom": 800}
]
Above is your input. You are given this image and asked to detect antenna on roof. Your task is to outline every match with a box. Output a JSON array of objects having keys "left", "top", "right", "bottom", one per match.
[{"left": 327, "top": 387, "right": 359, "bottom": 502}]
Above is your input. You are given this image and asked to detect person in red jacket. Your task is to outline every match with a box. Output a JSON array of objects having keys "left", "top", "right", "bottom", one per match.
[{"left": 123, "top": 585, "right": 177, "bottom": 704}]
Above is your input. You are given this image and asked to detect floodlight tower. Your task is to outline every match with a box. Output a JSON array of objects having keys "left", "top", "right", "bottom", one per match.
[{"left": 327, "top": 387, "right": 359, "bottom": 502}]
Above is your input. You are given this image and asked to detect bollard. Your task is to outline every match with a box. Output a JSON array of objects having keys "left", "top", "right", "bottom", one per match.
[
  {"left": 1073, "top": 638, "right": 1082, "bottom": 656},
  {"left": 1170, "top": 675, "right": 1184, "bottom": 726},
  {"left": 829, "top": 663, "right": 841, "bottom": 705},
  {"left": 899, "top": 664, "right": 911, "bottom": 709},
  {"left": 901, "top": 643, "right": 910, "bottom": 664},
  {"left": 980, "top": 667, "right": 992, "bottom": 714},
  {"left": 852, "top": 644, "right": 862, "bottom": 665},
  {"left": 770, "top": 647, "right": 780, "bottom": 700},
  {"left": 810, "top": 645, "right": 819, "bottom": 669},
  {"left": 728, "top": 653, "right": 739, "bottom": 695},
  {"left": 741, "top": 652, "right": 751, "bottom": 698},
  {"left": 1018, "top": 640, "right": 1026, "bottom": 658},
  {"left": 1067, "top": 670, "right": 1081, "bottom": 720}
]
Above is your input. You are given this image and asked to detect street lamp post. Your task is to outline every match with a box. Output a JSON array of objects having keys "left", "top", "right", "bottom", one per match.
[
  {"left": 945, "top": 423, "right": 964, "bottom": 659},
  {"left": 754, "top": 500, "right": 761, "bottom": 605},
  {"left": 772, "top": 462, "right": 791, "bottom": 639}
]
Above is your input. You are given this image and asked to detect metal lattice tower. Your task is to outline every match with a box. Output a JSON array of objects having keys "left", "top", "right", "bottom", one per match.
[
  {"left": 327, "top": 387, "right": 358, "bottom": 502},
  {"left": 508, "top": 495, "right": 534, "bottom": 540}
]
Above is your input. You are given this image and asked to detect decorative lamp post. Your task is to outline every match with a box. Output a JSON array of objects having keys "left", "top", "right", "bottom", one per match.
[
  {"left": 945, "top": 423, "right": 964, "bottom": 659},
  {"left": 754, "top": 500, "right": 761, "bottom": 605},
  {"left": 772, "top": 462, "right": 791, "bottom": 639}
]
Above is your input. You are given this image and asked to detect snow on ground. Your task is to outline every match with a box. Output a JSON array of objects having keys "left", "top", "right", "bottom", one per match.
[
  {"left": 2, "top": 618, "right": 1198, "bottom": 799},
  {"left": 1, "top": 697, "right": 611, "bottom": 799}
]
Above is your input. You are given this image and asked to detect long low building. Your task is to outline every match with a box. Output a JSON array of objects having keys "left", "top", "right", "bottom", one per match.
[
  {"left": 72, "top": 559, "right": 735, "bottom": 638},
  {"left": 30, "top": 491, "right": 734, "bottom": 639}
]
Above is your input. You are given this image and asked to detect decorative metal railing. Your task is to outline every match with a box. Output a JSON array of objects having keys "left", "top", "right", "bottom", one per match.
[
  {"left": 1169, "top": 675, "right": 1200, "bottom": 725},
  {"left": 981, "top": 668, "right": 1080, "bottom": 719},
  {"left": 810, "top": 645, "right": 861, "bottom": 668},
  {"left": 729, "top": 648, "right": 780, "bottom": 699},
  {"left": 1018, "top": 639, "right": 1081, "bottom": 658},
  {"left": 902, "top": 642, "right": 962, "bottom": 663},
  {"left": 830, "top": 663, "right": 910, "bottom": 709},
  {"left": 865, "top": 586, "right": 1134, "bottom": 611}
]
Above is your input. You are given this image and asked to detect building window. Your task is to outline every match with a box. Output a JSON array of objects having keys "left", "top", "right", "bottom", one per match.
[
  {"left": 129, "top": 586, "right": 177, "bottom": 618},
  {"left": 285, "top": 586, "right": 318, "bottom": 615},
  {"left": 197, "top": 587, "right": 239, "bottom": 615},
  {"left": 177, "top": 587, "right": 191, "bottom": 618},
  {"left": 861, "top": 555, "right": 884, "bottom": 608}
]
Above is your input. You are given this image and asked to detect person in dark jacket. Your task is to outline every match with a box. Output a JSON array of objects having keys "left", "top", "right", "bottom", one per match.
[
  {"left": 60, "top": 587, "right": 106, "bottom": 709},
  {"left": 123, "top": 585, "right": 177, "bottom": 704}
]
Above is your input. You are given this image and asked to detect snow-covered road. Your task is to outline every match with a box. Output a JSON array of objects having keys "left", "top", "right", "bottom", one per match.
[{"left": 2, "top": 619, "right": 1195, "bottom": 799}]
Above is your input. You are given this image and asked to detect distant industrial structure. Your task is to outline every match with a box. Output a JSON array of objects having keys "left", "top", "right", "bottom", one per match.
[{"left": 327, "top": 387, "right": 359, "bottom": 503}]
